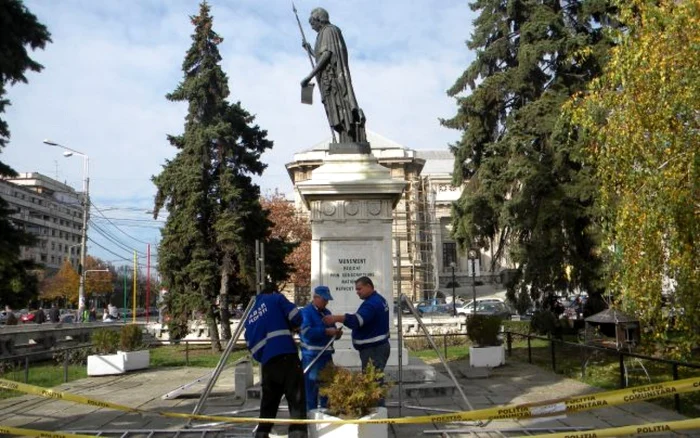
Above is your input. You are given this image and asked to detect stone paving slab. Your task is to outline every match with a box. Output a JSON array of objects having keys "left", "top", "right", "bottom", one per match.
[{"left": 0, "top": 360, "right": 698, "bottom": 437}]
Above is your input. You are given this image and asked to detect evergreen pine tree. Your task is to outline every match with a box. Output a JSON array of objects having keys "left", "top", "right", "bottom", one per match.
[
  {"left": 442, "top": 0, "right": 615, "bottom": 311},
  {"left": 153, "top": 2, "right": 282, "bottom": 348},
  {"left": 0, "top": 0, "right": 51, "bottom": 307}
]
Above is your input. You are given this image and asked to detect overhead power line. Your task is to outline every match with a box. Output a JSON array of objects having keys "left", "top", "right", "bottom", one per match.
[{"left": 90, "top": 200, "right": 157, "bottom": 245}]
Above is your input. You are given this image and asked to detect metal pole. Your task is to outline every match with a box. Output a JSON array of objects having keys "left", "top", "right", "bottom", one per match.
[
  {"left": 303, "top": 335, "right": 336, "bottom": 374},
  {"left": 190, "top": 296, "right": 256, "bottom": 417},
  {"left": 471, "top": 259, "right": 477, "bottom": 314},
  {"left": 123, "top": 266, "right": 127, "bottom": 323},
  {"left": 672, "top": 363, "right": 680, "bottom": 412},
  {"left": 451, "top": 264, "right": 456, "bottom": 316},
  {"left": 395, "top": 235, "right": 403, "bottom": 418},
  {"left": 402, "top": 294, "right": 477, "bottom": 415},
  {"left": 132, "top": 251, "right": 137, "bottom": 323},
  {"left": 146, "top": 244, "right": 150, "bottom": 323},
  {"left": 443, "top": 333, "right": 447, "bottom": 360},
  {"left": 77, "top": 158, "right": 89, "bottom": 312},
  {"left": 619, "top": 353, "right": 625, "bottom": 388}
]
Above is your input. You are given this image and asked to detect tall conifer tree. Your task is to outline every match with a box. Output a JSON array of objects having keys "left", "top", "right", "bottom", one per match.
[
  {"left": 442, "top": 0, "right": 615, "bottom": 312},
  {"left": 0, "top": 0, "right": 51, "bottom": 306},
  {"left": 153, "top": 2, "right": 281, "bottom": 348}
]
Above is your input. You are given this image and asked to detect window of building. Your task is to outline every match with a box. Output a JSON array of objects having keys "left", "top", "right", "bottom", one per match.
[
  {"left": 443, "top": 242, "right": 456, "bottom": 271},
  {"left": 41, "top": 254, "right": 47, "bottom": 262},
  {"left": 51, "top": 242, "right": 55, "bottom": 251}
]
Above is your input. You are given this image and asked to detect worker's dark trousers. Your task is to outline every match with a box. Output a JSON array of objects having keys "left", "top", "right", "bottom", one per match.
[{"left": 255, "top": 353, "right": 307, "bottom": 438}]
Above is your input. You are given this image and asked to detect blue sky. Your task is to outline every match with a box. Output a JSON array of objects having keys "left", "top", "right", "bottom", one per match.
[{"left": 4, "top": 0, "right": 476, "bottom": 269}]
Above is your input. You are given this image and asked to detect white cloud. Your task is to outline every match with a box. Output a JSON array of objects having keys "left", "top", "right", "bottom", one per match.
[{"left": 3, "top": 0, "right": 477, "bottom": 265}]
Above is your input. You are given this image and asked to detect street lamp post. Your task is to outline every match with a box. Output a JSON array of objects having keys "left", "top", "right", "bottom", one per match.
[
  {"left": 44, "top": 140, "right": 89, "bottom": 313},
  {"left": 468, "top": 249, "right": 479, "bottom": 314},
  {"left": 450, "top": 262, "right": 456, "bottom": 316}
]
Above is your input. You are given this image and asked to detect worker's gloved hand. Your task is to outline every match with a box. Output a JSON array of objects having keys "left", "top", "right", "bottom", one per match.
[
  {"left": 334, "top": 329, "right": 343, "bottom": 340},
  {"left": 325, "top": 327, "right": 339, "bottom": 338}
]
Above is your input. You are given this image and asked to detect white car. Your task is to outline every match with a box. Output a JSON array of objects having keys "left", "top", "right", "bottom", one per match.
[{"left": 456, "top": 297, "right": 505, "bottom": 316}]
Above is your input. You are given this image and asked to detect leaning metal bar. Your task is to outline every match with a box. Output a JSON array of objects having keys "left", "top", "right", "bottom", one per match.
[
  {"left": 402, "top": 294, "right": 481, "bottom": 425},
  {"left": 189, "top": 296, "right": 256, "bottom": 418},
  {"left": 162, "top": 356, "right": 250, "bottom": 400},
  {"left": 303, "top": 333, "right": 336, "bottom": 374},
  {"left": 395, "top": 234, "right": 403, "bottom": 418}
]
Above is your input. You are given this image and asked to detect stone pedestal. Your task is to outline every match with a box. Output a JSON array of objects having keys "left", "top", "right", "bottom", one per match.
[{"left": 296, "top": 151, "right": 408, "bottom": 367}]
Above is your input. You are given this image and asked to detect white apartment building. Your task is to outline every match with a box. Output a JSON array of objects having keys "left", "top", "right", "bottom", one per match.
[
  {"left": 286, "top": 131, "right": 510, "bottom": 302},
  {"left": 0, "top": 172, "right": 84, "bottom": 270}
]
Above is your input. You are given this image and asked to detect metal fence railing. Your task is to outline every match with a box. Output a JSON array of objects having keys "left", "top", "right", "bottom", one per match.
[{"left": 502, "top": 331, "right": 700, "bottom": 414}]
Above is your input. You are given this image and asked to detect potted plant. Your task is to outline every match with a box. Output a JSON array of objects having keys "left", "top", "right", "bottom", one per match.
[
  {"left": 309, "top": 362, "right": 389, "bottom": 438},
  {"left": 87, "top": 324, "right": 150, "bottom": 376},
  {"left": 466, "top": 314, "right": 505, "bottom": 368}
]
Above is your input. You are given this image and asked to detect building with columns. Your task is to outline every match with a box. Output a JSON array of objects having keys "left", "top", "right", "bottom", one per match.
[
  {"left": 286, "top": 131, "right": 511, "bottom": 303},
  {"left": 0, "top": 172, "right": 84, "bottom": 271}
]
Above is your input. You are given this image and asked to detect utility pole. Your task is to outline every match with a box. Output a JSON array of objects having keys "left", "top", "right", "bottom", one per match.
[{"left": 44, "top": 140, "right": 89, "bottom": 312}]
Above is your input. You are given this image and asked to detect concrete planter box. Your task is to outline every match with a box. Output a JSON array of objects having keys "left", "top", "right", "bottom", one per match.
[
  {"left": 87, "top": 350, "right": 150, "bottom": 376},
  {"left": 309, "top": 407, "right": 387, "bottom": 438},
  {"left": 469, "top": 345, "right": 505, "bottom": 368}
]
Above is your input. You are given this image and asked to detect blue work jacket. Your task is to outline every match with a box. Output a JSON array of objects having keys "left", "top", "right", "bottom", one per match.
[
  {"left": 343, "top": 291, "right": 390, "bottom": 350},
  {"left": 299, "top": 303, "right": 335, "bottom": 360},
  {"left": 244, "top": 293, "right": 301, "bottom": 365}
]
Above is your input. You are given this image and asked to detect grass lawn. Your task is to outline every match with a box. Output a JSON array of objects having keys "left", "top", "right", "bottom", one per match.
[
  {"left": 149, "top": 343, "right": 249, "bottom": 368},
  {"left": 0, "top": 363, "right": 88, "bottom": 400},
  {"left": 0, "top": 344, "right": 250, "bottom": 400}
]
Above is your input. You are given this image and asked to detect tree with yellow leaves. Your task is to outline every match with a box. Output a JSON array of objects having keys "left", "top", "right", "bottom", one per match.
[
  {"left": 569, "top": 0, "right": 699, "bottom": 356},
  {"left": 40, "top": 260, "right": 79, "bottom": 305},
  {"left": 83, "top": 255, "right": 113, "bottom": 297}
]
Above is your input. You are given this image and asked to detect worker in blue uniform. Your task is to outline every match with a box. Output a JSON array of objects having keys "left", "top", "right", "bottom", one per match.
[
  {"left": 322, "top": 276, "right": 390, "bottom": 373},
  {"left": 244, "top": 285, "right": 307, "bottom": 438},
  {"left": 300, "top": 285, "right": 342, "bottom": 412}
]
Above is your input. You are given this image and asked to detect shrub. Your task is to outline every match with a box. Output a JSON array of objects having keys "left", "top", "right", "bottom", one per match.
[
  {"left": 319, "top": 362, "right": 389, "bottom": 418},
  {"left": 119, "top": 324, "right": 144, "bottom": 351},
  {"left": 530, "top": 309, "right": 561, "bottom": 337},
  {"left": 92, "top": 329, "right": 119, "bottom": 354},
  {"left": 466, "top": 314, "right": 502, "bottom": 347}
]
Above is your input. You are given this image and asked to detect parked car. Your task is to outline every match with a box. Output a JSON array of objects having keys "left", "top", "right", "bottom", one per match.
[
  {"left": 416, "top": 298, "right": 451, "bottom": 315},
  {"left": 472, "top": 301, "right": 514, "bottom": 321},
  {"left": 456, "top": 297, "right": 505, "bottom": 317},
  {"left": 20, "top": 312, "right": 36, "bottom": 323}
]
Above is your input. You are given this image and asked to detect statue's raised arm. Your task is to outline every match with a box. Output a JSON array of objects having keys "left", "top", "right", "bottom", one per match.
[{"left": 300, "top": 7, "right": 367, "bottom": 146}]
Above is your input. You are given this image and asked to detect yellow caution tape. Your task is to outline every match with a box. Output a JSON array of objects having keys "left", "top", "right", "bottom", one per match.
[
  {"left": 0, "top": 424, "right": 99, "bottom": 438},
  {"left": 0, "top": 379, "right": 140, "bottom": 413},
  {"left": 1, "top": 376, "right": 699, "bottom": 425},
  {"left": 521, "top": 417, "right": 700, "bottom": 437}
]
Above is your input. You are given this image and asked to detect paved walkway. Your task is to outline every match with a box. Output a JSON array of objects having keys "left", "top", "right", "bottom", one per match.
[{"left": 0, "top": 359, "right": 698, "bottom": 437}]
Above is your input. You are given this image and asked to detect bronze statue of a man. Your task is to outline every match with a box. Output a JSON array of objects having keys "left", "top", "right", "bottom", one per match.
[{"left": 301, "top": 8, "right": 366, "bottom": 144}]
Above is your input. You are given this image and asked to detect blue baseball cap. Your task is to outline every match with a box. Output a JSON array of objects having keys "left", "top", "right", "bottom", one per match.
[{"left": 314, "top": 285, "right": 333, "bottom": 301}]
